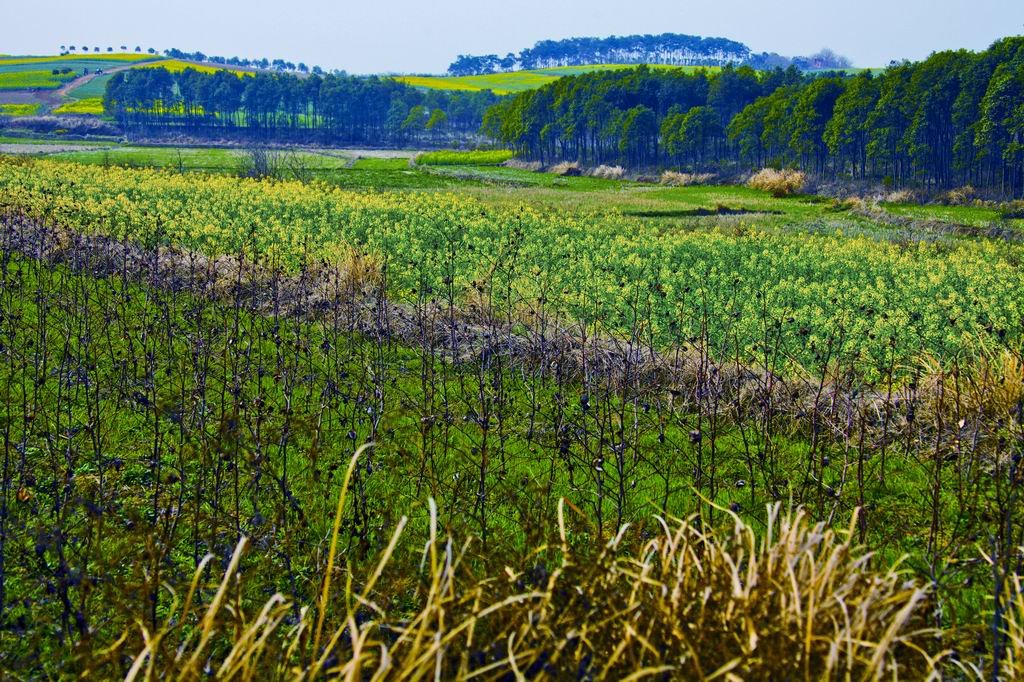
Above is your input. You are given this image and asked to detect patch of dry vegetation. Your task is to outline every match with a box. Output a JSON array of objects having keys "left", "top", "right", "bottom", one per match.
[
  {"left": 748, "top": 168, "right": 807, "bottom": 197},
  {"left": 661, "top": 170, "right": 717, "bottom": 186},
  {"left": 103, "top": 469, "right": 940, "bottom": 680},
  {"left": 589, "top": 164, "right": 625, "bottom": 180}
]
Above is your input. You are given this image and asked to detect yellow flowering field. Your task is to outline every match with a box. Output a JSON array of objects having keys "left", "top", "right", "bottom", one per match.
[{"left": 1, "top": 156, "right": 1020, "bottom": 372}]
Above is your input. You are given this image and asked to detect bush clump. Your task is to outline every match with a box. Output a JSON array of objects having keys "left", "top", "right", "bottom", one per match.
[
  {"left": 661, "top": 170, "right": 716, "bottom": 186},
  {"left": 589, "top": 164, "right": 625, "bottom": 180},
  {"left": 549, "top": 160, "right": 581, "bottom": 176},
  {"left": 747, "top": 168, "right": 807, "bottom": 197},
  {"left": 502, "top": 158, "right": 543, "bottom": 171}
]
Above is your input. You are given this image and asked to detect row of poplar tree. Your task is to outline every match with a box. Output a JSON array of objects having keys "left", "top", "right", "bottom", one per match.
[{"left": 103, "top": 69, "right": 501, "bottom": 145}]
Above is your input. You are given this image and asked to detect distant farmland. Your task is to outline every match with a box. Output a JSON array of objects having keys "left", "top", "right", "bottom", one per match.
[
  {"left": 393, "top": 63, "right": 720, "bottom": 94},
  {"left": 0, "top": 53, "right": 255, "bottom": 114}
]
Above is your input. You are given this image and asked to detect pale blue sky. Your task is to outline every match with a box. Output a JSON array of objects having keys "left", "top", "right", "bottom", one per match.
[{"left": 3, "top": 0, "right": 1023, "bottom": 74}]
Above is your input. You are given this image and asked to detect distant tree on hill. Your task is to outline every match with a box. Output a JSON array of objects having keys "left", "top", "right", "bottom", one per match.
[
  {"left": 449, "top": 33, "right": 751, "bottom": 75},
  {"left": 107, "top": 47, "right": 113, "bottom": 52},
  {"left": 60, "top": 45, "right": 66, "bottom": 51},
  {"left": 135, "top": 46, "right": 141, "bottom": 52},
  {"left": 147, "top": 48, "right": 156, "bottom": 54},
  {"left": 69, "top": 45, "right": 76, "bottom": 51}
]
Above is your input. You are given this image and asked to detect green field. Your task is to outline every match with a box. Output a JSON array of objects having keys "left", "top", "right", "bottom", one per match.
[
  {"left": 881, "top": 200, "right": 1019, "bottom": 227},
  {"left": 394, "top": 63, "right": 720, "bottom": 93},
  {"left": 65, "top": 72, "right": 113, "bottom": 99}
]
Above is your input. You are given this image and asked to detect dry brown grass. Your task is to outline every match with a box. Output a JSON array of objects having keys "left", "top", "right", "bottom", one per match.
[
  {"left": 919, "top": 348, "right": 1024, "bottom": 421},
  {"left": 748, "top": 168, "right": 808, "bottom": 197},
  {"left": 101, "top": 448, "right": 943, "bottom": 680},
  {"left": 661, "top": 170, "right": 717, "bottom": 186},
  {"left": 502, "top": 158, "right": 543, "bottom": 172},
  {"left": 549, "top": 161, "right": 582, "bottom": 176},
  {"left": 884, "top": 189, "right": 921, "bottom": 204},
  {"left": 590, "top": 164, "right": 626, "bottom": 180},
  {"left": 938, "top": 185, "right": 977, "bottom": 206}
]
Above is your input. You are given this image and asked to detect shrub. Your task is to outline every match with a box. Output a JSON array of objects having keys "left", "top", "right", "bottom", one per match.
[
  {"left": 747, "top": 168, "right": 807, "bottom": 197},
  {"left": 938, "top": 185, "right": 976, "bottom": 206},
  {"left": 589, "top": 164, "right": 625, "bottom": 180},
  {"left": 661, "top": 170, "right": 716, "bottom": 186},
  {"left": 999, "top": 201, "right": 1024, "bottom": 220},
  {"left": 502, "top": 158, "right": 543, "bottom": 172},
  {"left": 884, "top": 189, "right": 920, "bottom": 204},
  {"left": 549, "top": 161, "right": 581, "bottom": 176}
]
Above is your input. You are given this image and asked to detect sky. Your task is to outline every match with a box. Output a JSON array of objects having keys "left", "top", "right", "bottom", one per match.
[{"left": 3, "top": 0, "right": 1024, "bottom": 74}]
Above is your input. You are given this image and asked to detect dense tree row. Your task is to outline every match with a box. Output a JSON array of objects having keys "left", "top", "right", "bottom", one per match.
[
  {"left": 103, "top": 68, "right": 502, "bottom": 145},
  {"left": 481, "top": 64, "right": 803, "bottom": 166},
  {"left": 483, "top": 37, "right": 1024, "bottom": 195},
  {"left": 448, "top": 33, "right": 751, "bottom": 75}
]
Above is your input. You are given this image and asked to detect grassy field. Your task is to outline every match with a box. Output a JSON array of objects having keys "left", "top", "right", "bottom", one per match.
[
  {"left": 64, "top": 72, "right": 113, "bottom": 99},
  {"left": 393, "top": 63, "right": 720, "bottom": 93},
  {"left": 1, "top": 153, "right": 1021, "bottom": 677},
  {"left": 881, "top": 200, "right": 1019, "bottom": 227}
]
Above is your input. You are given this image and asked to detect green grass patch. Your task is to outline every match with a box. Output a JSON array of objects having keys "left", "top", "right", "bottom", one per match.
[
  {"left": 66, "top": 73, "right": 113, "bottom": 99},
  {"left": 0, "top": 135, "right": 117, "bottom": 146},
  {"left": 881, "top": 201, "right": 1023, "bottom": 228}
]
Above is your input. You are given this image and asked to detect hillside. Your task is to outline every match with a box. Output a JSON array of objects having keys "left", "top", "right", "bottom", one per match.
[{"left": 0, "top": 53, "right": 257, "bottom": 116}]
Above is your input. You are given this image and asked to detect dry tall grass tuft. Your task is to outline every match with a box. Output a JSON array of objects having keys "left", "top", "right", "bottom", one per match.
[
  {"left": 590, "top": 164, "right": 626, "bottom": 180},
  {"left": 502, "top": 158, "right": 543, "bottom": 172},
  {"left": 939, "top": 185, "right": 977, "bottom": 206},
  {"left": 748, "top": 168, "right": 808, "bottom": 197},
  {"left": 104, "top": 449, "right": 942, "bottom": 680},
  {"left": 549, "top": 160, "right": 582, "bottom": 176},
  {"left": 884, "top": 189, "right": 921, "bottom": 204},
  {"left": 661, "top": 170, "right": 717, "bottom": 186},
  {"left": 919, "top": 349, "right": 1024, "bottom": 421}
]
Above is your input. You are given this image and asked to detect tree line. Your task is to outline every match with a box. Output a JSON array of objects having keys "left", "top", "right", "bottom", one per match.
[
  {"left": 482, "top": 37, "right": 1024, "bottom": 196},
  {"left": 162, "top": 48, "right": 327, "bottom": 75},
  {"left": 103, "top": 68, "right": 502, "bottom": 145}
]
